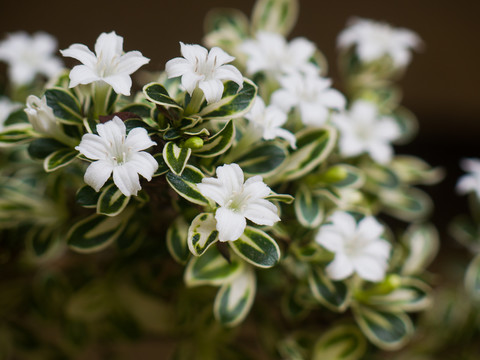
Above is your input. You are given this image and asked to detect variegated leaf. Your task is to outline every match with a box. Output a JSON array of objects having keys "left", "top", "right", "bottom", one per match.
[
  {"left": 251, "top": 0, "right": 299, "bottom": 36},
  {"left": 192, "top": 120, "right": 235, "bottom": 157},
  {"left": 166, "top": 216, "right": 190, "bottom": 264},
  {"left": 45, "top": 87, "right": 83, "bottom": 125},
  {"left": 188, "top": 212, "right": 219, "bottom": 256},
  {"left": 166, "top": 165, "right": 209, "bottom": 206},
  {"left": 235, "top": 143, "right": 287, "bottom": 176},
  {"left": 230, "top": 226, "right": 280, "bottom": 268},
  {"left": 312, "top": 324, "right": 367, "bottom": 360},
  {"left": 163, "top": 141, "right": 192, "bottom": 175},
  {"left": 294, "top": 186, "right": 323, "bottom": 228},
  {"left": 308, "top": 265, "right": 351, "bottom": 312},
  {"left": 97, "top": 183, "right": 130, "bottom": 217},
  {"left": 143, "top": 82, "right": 182, "bottom": 109},
  {"left": 44, "top": 148, "right": 77, "bottom": 172}
]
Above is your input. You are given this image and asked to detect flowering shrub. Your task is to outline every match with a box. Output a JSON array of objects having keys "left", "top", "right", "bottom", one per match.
[{"left": 0, "top": 0, "right": 445, "bottom": 358}]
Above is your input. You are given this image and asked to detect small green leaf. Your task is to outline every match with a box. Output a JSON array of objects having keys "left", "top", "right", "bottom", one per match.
[
  {"left": 143, "top": 82, "right": 182, "bottom": 109},
  {"left": 401, "top": 223, "right": 439, "bottom": 276},
  {"left": 119, "top": 103, "right": 154, "bottom": 119},
  {"left": 352, "top": 304, "right": 413, "bottom": 350},
  {"left": 44, "top": 148, "right": 77, "bottom": 172},
  {"left": 364, "top": 163, "right": 400, "bottom": 189},
  {"left": 187, "top": 212, "right": 219, "bottom": 256},
  {"left": 381, "top": 187, "right": 432, "bottom": 222},
  {"left": 312, "top": 324, "right": 367, "bottom": 360},
  {"left": 4, "top": 108, "right": 28, "bottom": 126},
  {"left": 166, "top": 166, "right": 209, "bottom": 206},
  {"left": 235, "top": 143, "right": 287, "bottom": 176},
  {"left": 163, "top": 141, "right": 192, "bottom": 175},
  {"left": 166, "top": 216, "right": 190, "bottom": 264},
  {"left": 76, "top": 185, "right": 100, "bottom": 208},
  {"left": 265, "top": 193, "right": 294, "bottom": 204},
  {"left": 185, "top": 246, "right": 244, "bottom": 286},
  {"left": 192, "top": 120, "right": 235, "bottom": 157},
  {"left": 45, "top": 87, "right": 83, "bottom": 124},
  {"left": 252, "top": 0, "right": 299, "bottom": 36},
  {"left": 28, "top": 138, "right": 67, "bottom": 159},
  {"left": 230, "top": 226, "right": 280, "bottom": 268},
  {"left": 294, "top": 186, "right": 323, "bottom": 228},
  {"left": 153, "top": 153, "right": 169, "bottom": 176},
  {"left": 67, "top": 213, "right": 128, "bottom": 253},
  {"left": 0, "top": 125, "right": 33, "bottom": 146},
  {"left": 97, "top": 183, "right": 130, "bottom": 217},
  {"left": 198, "top": 79, "right": 257, "bottom": 120},
  {"left": 325, "top": 165, "right": 365, "bottom": 189},
  {"left": 214, "top": 267, "right": 256, "bottom": 327},
  {"left": 308, "top": 265, "right": 351, "bottom": 312}
]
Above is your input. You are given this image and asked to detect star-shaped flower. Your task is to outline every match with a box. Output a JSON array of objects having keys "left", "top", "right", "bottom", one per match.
[
  {"left": 75, "top": 116, "right": 158, "bottom": 197},
  {"left": 240, "top": 31, "right": 318, "bottom": 78},
  {"left": 337, "top": 17, "right": 422, "bottom": 68},
  {"left": 197, "top": 163, "right": 280, "bottom": 242},
  {"left": 244, "top": 97, "right": 296, "bottom": 148},
  {"left": 271, "top": 72, "right": 346, "bottom": 126},
  {"left": 456, "top": 158, "right": 480, "bottom": 199},
  {"left": 333, "top": 100, "right": 401, "bottom": 164},
  {"left": 0, "top": 32, "right": 63, "bottom": 85},
  {"left": 60, "top": 31, "right": 150, "bottom": 96},
  {"left": 315, "top": 211, "right": 391, "bottom": 282},
  {"left": 165, "top": 42, "right": 243, "bottom": 104}
]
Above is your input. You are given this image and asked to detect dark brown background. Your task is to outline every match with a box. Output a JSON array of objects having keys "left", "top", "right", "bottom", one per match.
[{"left": 2, "top": 0, "right": 480, "bottom": 232}]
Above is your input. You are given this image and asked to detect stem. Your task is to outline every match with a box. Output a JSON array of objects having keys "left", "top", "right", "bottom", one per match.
[
  {"left": 92, "top": 82, "right": 110, "bottom": 119},
  {"left": 184, "top": 88, "right": 205, "bottom": 116}
]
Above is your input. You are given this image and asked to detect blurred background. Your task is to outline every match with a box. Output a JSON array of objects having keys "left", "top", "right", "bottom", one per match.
[{"left": 2, "top": 0, "right": 480, "bottom": 267}]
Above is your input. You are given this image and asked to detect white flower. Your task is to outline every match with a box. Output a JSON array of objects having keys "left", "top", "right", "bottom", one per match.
[
  {"left": 456, "top": 158, "right": 480, "bottom": 198},
  {"left": 24, "top": 95, "right": 60, "bottom": 135},
  {"left": 0, "top": 32, "right": 63, "bottom": 85},
  {"left": 271, "top": 72, "right": 345, "bottom": 126},
  {"left": 333, "top": 100, "right": 401, "bottom": 164},
  {"left": 0, "top": 97, "right": 21, "bottom": 131},
  {"left": 240, "top": 31, "right": 318, "bottom": 78},
  {"left": 197, "top": 163, "right": 280, "bottom": 242},
  {"left": 60, "top": 32, "right": 150, "bottom": 96},
  {"left": 337, "top": 17, "right": 422, "bottom": 68},
  {"left": 315, "top": 211, "right": 391, "bottom": 282},
  {"left": 165, "top": 42, "right": 243, "bottom": 104},
  {"left": 75, "top": 116, "right": 158, "bottom": 197},
  {"left": 244, "top": 97, "right": 296, "bottom": 148}
]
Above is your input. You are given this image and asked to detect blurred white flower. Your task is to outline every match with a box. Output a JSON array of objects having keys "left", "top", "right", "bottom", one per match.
[
  {"left": 456, "top": 158, "right": 480, "bottom": 198},
  {"left": 24, "top": 95, "right": 60, "bottom": 135},
  {"left": 166, "top": 42, "right": 243, "bottom": 104},
  {"left": 333, "top": 100, "right": 401, "bottom": 164},
  {"left": 271, "top": 72, "right": 345, "bottom": 126},
  {"left": 337, "top": 17, "right": 422, "bottom": 67},
  {"left": 75, "top": 116, "right": 158, "bottom": 197},
  {"left": 240, "top": 31, "right": 318, "bottom": 78},
  {"left": 315, "top": 211, "right": 391, "bottom": 282},
  {"left": 0, "top": 97, "right": 21, "bottom": 131},
  {"left": 245, "top": 97, "right": 296, "bottom": 148},
  {"left": 197, "top": 163, "right": 280, "bottom": 242},
  {"left": 0, "top": 32, "right": 63, "bottom": 85},
  {"left": 61, "top": 31, "right": 150, "bottom": 96}
]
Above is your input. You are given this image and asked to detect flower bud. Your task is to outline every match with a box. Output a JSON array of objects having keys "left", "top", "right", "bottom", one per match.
[
  {"left": 24, "top": 95, "right": 58, "bottom": 135},
  {"left": 183, "top": 136, "right": 204, "bottom": 149}
]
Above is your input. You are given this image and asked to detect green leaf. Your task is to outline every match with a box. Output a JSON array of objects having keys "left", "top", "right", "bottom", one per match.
[
  {"left": 252, "top": 0, "right": 299, "bottom": 36},
  {"left": 28, "top": 137, "right": 67, "bottom": 159},
  {"left": 97, "top": 183, "right": 130, "bottom": 217},
  {"left": 0, "top": 125, "right": 33, "bottom": 146},
  {"left": 401, "top": 223, "right": 439, "bottom": 276},
  {"left": 265, "top": 193, "right": 294, "bottom": 204},
  {"left": 230, "top": 226, "right": 280, "bottom": 268},
  {"left": 67, "top": 212, "right": 129, "bottom": 253},
  {"left": 45, "top": 87, "right": 83, "bottom": 124},
  {"left": 192, "top": 120, "right": 235, "bottom": 157},
  {"left": 143, "top": 82, "right": 182, "bottom": 109},
  {"left": 198, "top": 79, "right": 257, "bottom": 120},
  {"left": 308, "top": 265, "right": 351, "bottom": 312},
  {"left": 271, "top": 126, "right": 337, "bottom": 183},
  {"left": 465, "top": 254, "right": 480, "bottom": 301},
  {"left": 392, "top": 106, "right": 418, "bottom": 145},
  {"left": 185, "top": 246, "right": 245, "bottom": 286},
  {"left": 4, "top": 108, "right": 28, "bottom": 126},
  {"left": 204, "top": 8, "right": 249, "bottom": 37},
  {"left": 235, "top": 143, "right": 287, "bottom": 176},
  {"left": 43, "top": 148, "right": 77, "bottom": 172},
  {"left": 214, "top": 267, "right": 256, "bottom": 327},
  {"left": 364, "top": 163, "right": 400, "bottom": 189},
  {"left": 325, "top": 165, "right": 365, "bottom": 189},
  {"left": 294, "top": 186, "right": 323, "bottom": 228},
  {"left": 163, "top": 141, "right": 192, "bottom": 175},
  {"left": 76, "top": 185, "right": 100, "bottom": 208},
  {"left": 381, "top": 187, "right": 432, "bottom": 222},
  {"left": 26, "top": 226, "right": 59, "bottom": 258},
  {"left": 352, "top": 304, "right": 413, "bottom": 350},
  {"left": 119, "top": 103, "right": 154, "bottom": 119},
  {"left": 153, "top": 153, "right": 169, "bottom": 176},
  {"left": 187, "top": 212, "right": 219, "bottom": 256},
  {"left": 166, "top": 166, "right": 209, "bottom": 206},
  {"left": 391, "top": 155, "right": 444, "bottom": 186},
  {"left": 312, "top": 324, "right": 367, "bottom": 360},
  {"left": 166, "top": 216, "right": 190, "bottom": 264}
]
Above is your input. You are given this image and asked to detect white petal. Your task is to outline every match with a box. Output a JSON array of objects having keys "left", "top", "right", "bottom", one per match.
[
  {"left": 300, "top": 102, "right": 328, "bottom": 126},
  {"left": 97, "top": 117, "right": 126, "bottom": 145},
  {"left": 243, "top": 175, "right": 270, "bottom": 199},
  {"left": 208, "top": 46, "right": 235, "bottom": 66},
  {"left": 180, "top": 42, "right": 208, "bottom": 63},
  {"left": 362, "top": 239, "right": 391, "bottom": 259},
  {"left": 215, "top": 163, "right": 244, "bottom": 195},
  {"left": 288, "top": 37, "right": 315, "bottom": 63},
  {"left": 357, "top": 216, "right": 384, "bottom": 240},
  {"left": 128, "top": 152, "right": 158, "bottom": 181},
  {"left": 461, "top": 158, "right": 480, "bottom": 173},
  {"left": 329, "top": 212, "right": 357, "bottom": 237},
  {"left": 125, "top": 127, "right": 156, "bottom": 151},
  {"left": 339, "top": 134, "right": 364, "bottom": 157},
  {"left": 456, "top": 175, "right": 478, "bottom": 195},
  {"left": 243, "top": 199, "right": 280, "bottom": 226},
  {"left": 60, "top": 44, "right": 97, "bottom": 68},
  {"left": 9, "top": 64, "right": 36, "bottom": 85},
  {"left": 351, "top": 255, "right": 388, "bottom": 282},
  {"left": 272, "top": 128, "right": 297, "bottom": 149},
  {"left": 181, "top": 71, "right": 203, "bottom": 95},
  {"left": 117, "top": 51, "right": 150, "bottom": 74},
  {"left": 357, "top": 41, "right": 384, "bottom": 62},
  {"left": 326, "top": 253, "right": 355, "bottom": 280},
  {"left": 199, "top": 79, "right": 224, "bottom": 104},
  {"left": 197, "top": 178, "right": 229, "bottom": 206},
  {"left": 69, "top": 65, "right": 101, "bottom": 88},
  {"left": 76, "top": 133, "right": 109, "bottom": 160},
  {"left": 103, "top": 73, "right": 132, "bottom": 96},
  {"left": 215, "top": 64, "right": 244, "bottom": 87},
  {"left": 271, "top": 89, "right": 296, "bottom": 113},
  {"left": 215, "top": 207, "right": 246, "bottom": 242},
  {"left": 368, "top": 141, "right": 393, "bottom": 164},
  {"left": 113, "top": 163, "right": 141, "bottom": 196},
  {"left": 95, "top": 32, "right": 123, "bottom": 61},
  {"left": 165, "top": 57, "right": 191, "bottom": 78},
  {"left": 375, "top": 118, "right": 401, "bottom": 141},
  {"left": 84, "top": 160, "right": 113, "bottom": 192},
  {"left": 320, "top": 89, "right": 346, "bottom": 110},
  {"left": 315, "top": 228, "right": 345, "bottom": 253}
]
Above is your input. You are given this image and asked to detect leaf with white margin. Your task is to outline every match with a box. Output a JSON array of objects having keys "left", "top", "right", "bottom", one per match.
[
  {"left": 251, "top": 0, "right": 299, "bottom": 36},
  {"left": 294, "top": 185, "right": 323, "bottom": 228},
  {"left": 214, "top": 266, "right": 256, "bottom": 327},
  {"left": 187, "top": 212, "right": 219, "bottom": 256},
  {"left": 401, "top": 223, "right": 439, "bottom": 276},
  {"left": 163, "top": 141, "right": 191, "bottom": 175},
  {"left": 166, "top": 165, "right": 210, "bottom": 206},
  {"left": 44, "top": 148, "right": 77, "bottom": 172},
  {"left": 97, "top": 183, "right": 130, "bottom": 217},
  {"left": 308, "top": 265, "right": 351, "bottom": 312},
  {"left": 192, "top": 119, "right": 235, "bottom": 157},
  {"left": 166, "top": 216, "right": 190, "bottom": 264},
  {"left": 229, "top": 226, "right": 280, "bottom": 268},
  {"left": 312, "top": 323, "right": 367, "bottom": 360},
  {"left": 184, "top": 246, "right": 245, "bottom": 287}
]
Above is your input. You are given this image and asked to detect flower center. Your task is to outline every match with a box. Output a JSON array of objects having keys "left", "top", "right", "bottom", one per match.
[
  {"left": 110, "top": 139, "right": 131, "bottom": 165},
  {"left": 194, "top": 53, "right": 216, "bottom": 80},
  {"left": 225, "top": 190, "right": 248, "bottom": 213}
]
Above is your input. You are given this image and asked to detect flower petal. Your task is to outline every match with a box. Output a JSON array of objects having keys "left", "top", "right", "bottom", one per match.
[
  {"left": 68, "top": 65, "right": 101, "bottom": 88},
  {"left": 113, "top": 163, "right": 141, "bottom": 196},
  {"left": 95, "top": 32, "right": 123, "bottom": 61},
  {"left": 96, "top": 116, "right": 126, "bottom": 145},
  {"left": 197, "top": 178, "right": 229, "bottom": 206},
  {"left": 315, "top": 228, "right": 345, "bottom": 252},
  {"left": 165, "top": 57, "right": 191, "bottom": 78},
  {"left": 243, "top": 199, "right": 280, "bottom": 226},
  {"left": 84, "top": 160, "right": 113, "bottom": 192},
  {"left": 117, "top": 51, "right": 150, "bottom": 74},
  {"left": 180, "top": 42, "right": 208, "bottom": 63},
  {"left": 60, "top": 44, "right": 97, "bottom": 68},
  {"left": 75, "top": 133, "right": 109, "bottom": 160},
  {"left": 125, "top": 127, "right": 156, "bottom": 151},
  {"left": 215, "top": 163, "right": 244, "bottom": 195},
  {"left": 326, "top": 253, "right": 355, "bottom": 280},
  {"left": 103, "top": 73, "right": 133, "bottom": 96},
  {"left": 128, "top": 152, "right": 158, "bottom": 181},
  {"left": 199, "top": 79, "right": 224, "bottom": 104},
  {"left": 351, "top": 254, "right": 388, "bottom": 282},
  {"left": 214, "top": 64, "right": 244, "bottom": 87},
  {"left": 357, "top": 216, "right": 384, "bottom": 240},
  {"left": 215, "top": 207, "right": 246, "bottom": 242}
]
